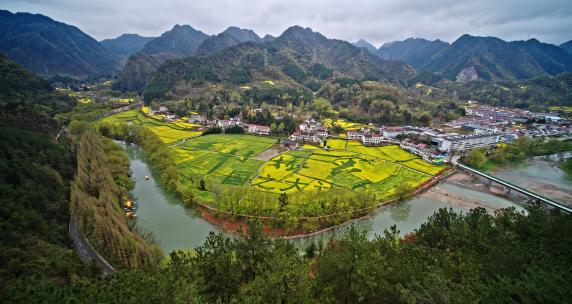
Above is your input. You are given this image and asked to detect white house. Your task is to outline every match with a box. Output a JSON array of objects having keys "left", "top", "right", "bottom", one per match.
[
  {"left": 347, "top": 131, "right": 364, "bottom": 140},
  {"left": 247, "top": 124, "right": 271, "bottom": 135},
  {"left": 382, "top": 127, "right": 405, "bottom": 139},
  {"left": 299, "top": 118, "right": 323, "bottom": 132},
  {"left": 315, "top": 127, "right": 329, "bottom": 137},
  {"left": 218, "top": 117, "right": 243, "bottom": 128},
  {"left": 189, "top": 114, "right": 206, "bottom": 124},
  {"left": 290, "top": 131, "right": 320, "bottom": 143},
  {"left": 361, "top": 133, "right": 383, "bottom": 145}
]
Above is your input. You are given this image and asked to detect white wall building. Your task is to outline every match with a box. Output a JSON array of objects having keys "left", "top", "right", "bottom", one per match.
[
  {"left": 435, "top": 133, "right": 501, "bottom": 153},
  {"left": 290, "top": 131, "right": 320, "bottom": 143},
  {"left": 361, "top": 133, "right": 383, "bottom": 145},
  {"left": 247, "top": 124, "right": 271, "bottom": 135}
]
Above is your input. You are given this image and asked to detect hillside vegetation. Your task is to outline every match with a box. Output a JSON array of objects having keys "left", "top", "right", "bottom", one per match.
[
  {"left": 71, "top": 130, "right": 163, "bottom": 270},
  {"left": 0, "top": 10, "right": 120, "bottom": 77},
  {"left": 8, "top": 207, "right": 572, "bottom": 303}
]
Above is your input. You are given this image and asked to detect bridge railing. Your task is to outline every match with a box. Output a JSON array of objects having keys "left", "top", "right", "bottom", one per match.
[{"left": 457, "top": 163, "right": 572, "bottom": 214}]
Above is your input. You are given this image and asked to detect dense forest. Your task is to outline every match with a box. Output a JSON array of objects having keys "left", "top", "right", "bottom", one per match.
[{"left": 6, "top": 207, "right": 572, "bottom": 303}]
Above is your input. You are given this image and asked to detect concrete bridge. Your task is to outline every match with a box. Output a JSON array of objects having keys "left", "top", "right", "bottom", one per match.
[{"left": 457, "top": 163, "right": 572, "bottom": 213}]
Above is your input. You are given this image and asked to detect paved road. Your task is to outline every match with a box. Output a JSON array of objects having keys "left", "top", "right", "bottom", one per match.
[{"left": 69, "top": 215, "right": 116, "bottom": 275}]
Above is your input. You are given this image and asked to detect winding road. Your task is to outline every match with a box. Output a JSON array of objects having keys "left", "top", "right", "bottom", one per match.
[{"left": 69, "top": 215, "right": 116, "bottom": 275}]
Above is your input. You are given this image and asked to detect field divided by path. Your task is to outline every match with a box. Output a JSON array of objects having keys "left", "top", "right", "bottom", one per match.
[
  {"left": 100, "top": 110, "right": 446, "bottom": 203},
  {"left": 252, "top": 138, "right": 446, "bottom": 198}
]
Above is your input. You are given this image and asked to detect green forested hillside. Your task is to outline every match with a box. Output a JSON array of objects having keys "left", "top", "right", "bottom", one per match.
[
  {"left": 436, "top": 72, "right": 572, "bottom": 109},
  {"left": 143, "top": 26, "right": 415, "bottom": 101},
  {"left": 377, "top": 38, "right": 449, "bottom": 68},
  {"left": 8, "top": 207, "right": 572, "bottom": 303},
  {"left": 0, "top": 10, "right": 120, "bottom": 77},
  {"left": 421, "top": 34, "right": 572, "bottom": 81},
  {"left": 71, "top": 130, "right": 163, "bottom": 270},
  {"left": 100, "top": 34, "right": 155, "bottom": 59}
]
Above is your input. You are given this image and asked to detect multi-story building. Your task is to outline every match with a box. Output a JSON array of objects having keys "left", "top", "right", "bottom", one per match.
[
  {"left": 434, "top": 133, "right": 501, "bottom": 153},
  {"left": 382, "top": 126, "right": 404, "bottom": 139},
  {"left": 361, "top": 133, "right": 383, "bottom": 145},
  {"left": 346, "top": 131, "right": 364, "bottom": 140}
]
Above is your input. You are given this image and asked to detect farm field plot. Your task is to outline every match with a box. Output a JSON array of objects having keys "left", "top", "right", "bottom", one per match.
[
  {"left": 252, "top": 141, "right": 444, "bottom": 199},
  {"left": 100, "top": 111, "right": 446, "bottom": 216},
  {"left": 101, "top": 110, "right": 202, "bottom": 144},
  {"left": 175, "top": 134, "right": 275, "bottom": 186}
]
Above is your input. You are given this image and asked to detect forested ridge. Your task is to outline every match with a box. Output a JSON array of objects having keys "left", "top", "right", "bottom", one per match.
[{"left": 6, "top": 207, "right": 572, "bottom": 303}]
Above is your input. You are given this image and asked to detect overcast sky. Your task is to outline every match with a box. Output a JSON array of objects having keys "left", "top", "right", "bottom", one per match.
[{"left": 3, "top": 0, "right": 572, "bottom": 46}]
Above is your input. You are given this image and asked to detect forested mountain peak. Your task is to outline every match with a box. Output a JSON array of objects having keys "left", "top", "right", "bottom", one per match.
[
  {"left": 353, "top": 39, "right": 378, "bottom": 54},
  {"left": 221, "top": 26, "right": 262, "bottom": 43},
  {"left": 195, "top": 33, "right": 242, "bottom": 56},
  {"left": 276, "top": 26, "right": 329, "bottom": 47},
  {"left": 141, "top": 24, "right": 209, "bottom": 59},
  {"left": 0, "top": 9, "right": 120, "bottom": 78},
  {"left": 100, "top": 33, "right": 155, "bottom": 59},
  {"left": 376, "top": 37, "right": 449, "bottom": 68},
  {"left": 561, "top": 40, "right": 572, "bottom": 54},
  {"left": 420, "top": 34, "right": 572, "bottom": 82}
]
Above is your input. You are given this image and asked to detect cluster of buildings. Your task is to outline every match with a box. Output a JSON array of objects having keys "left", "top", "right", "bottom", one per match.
[
  {"left": 151, "top": 102, "right": 572, "bottom": 164},
  {"left": 290, "top": 119, "right": 329, "bottom": 143}
]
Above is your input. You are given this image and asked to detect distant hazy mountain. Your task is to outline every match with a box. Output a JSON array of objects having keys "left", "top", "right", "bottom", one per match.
[
  {"left": 141, "top": 24, "right": 208, "bottom": 62},
  {"left": 561, "top": 40, "right": 572, "bottom": 55},
  {"left": 377, "top": 38, "right": 449, "bottom": 68},
  {"left": 115, "top": 24, "right": 209, "bottom": 92},
  {"left": 353, "top": 39, "right": 377, "bottom": 54},
  {"left": 421, "top": 34, "right": 572, "bottom": 82},
  {"left": 100, "top": 33, "right": 155, "bottom": 59},
  {"left": 262, "top": 34, "right": 276, "bottom": 42},
  {"left": 221, "top": 26, "right": 261, "bottom": 43},
  {"left": 195, "top": 33, "right": 241, "bottom": 56},
  {"left": 272, "top": 26, "right": 414, "bottom": 81},
  {"left": 143, "top": 26, "right": 415, "bottom": 100},
  {"left": 0, "top": 10, "right": 120, "bottom": 78},
  {"left": 196, "top": 27, "right": 264, "bottom": 56}
]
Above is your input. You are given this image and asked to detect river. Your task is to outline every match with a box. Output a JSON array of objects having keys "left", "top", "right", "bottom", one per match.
[
  {"left": 491, "top": 153, "right": 572, "bottom": 205},
  {"left": 125, "top": 144, "right": 525, "bottom": 254}
]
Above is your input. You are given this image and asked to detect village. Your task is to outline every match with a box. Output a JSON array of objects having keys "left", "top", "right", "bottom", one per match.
[{"left": 146, "top": 101, "right": 572, "bottom": 165}]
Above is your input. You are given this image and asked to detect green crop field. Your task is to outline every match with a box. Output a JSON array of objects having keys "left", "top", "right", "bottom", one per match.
[
  {"left": 100, "top": 110, "right": 447, "bottom": 218},
  {"left": 175, "top": 134, "right": 275, "bottom": 186},
  {"left": 101, "top": 110, "right": 202, "bottom": 144},
  {"left": 251, "top": 140, "right": 444, "bottom": 198}
]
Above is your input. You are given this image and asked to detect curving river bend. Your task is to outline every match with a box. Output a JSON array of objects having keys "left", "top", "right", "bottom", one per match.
[{"left": 125, "top": 143, "right": 528, "bottom": 253}]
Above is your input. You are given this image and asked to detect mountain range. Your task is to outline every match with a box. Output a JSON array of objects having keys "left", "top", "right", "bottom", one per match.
[
  {"left": 561, "top": 40, "right": 572, "bottom": 55},
  {"left": 0, "top": 10, "right": 120, "bottom": 78},
  {"left": 114, "top": 26, "right": 263, "bottom": 92},
  {"left": 100, "top": 33, "right": 155, "bottom": 60},
  {"left": 142, "top": 26, "right": 415, "bottom": 100},
  {"left": 377, "top": 38, "right": 449, "bottom": 69},
  {"left": 1, "top": 9, "right": 571, "bottom": 88},
  {"left": 421, "top": 35, "right": 572, "bottom": 82},
  {"left": 353, "top": 39, "right": 378, "bottom": 54}
]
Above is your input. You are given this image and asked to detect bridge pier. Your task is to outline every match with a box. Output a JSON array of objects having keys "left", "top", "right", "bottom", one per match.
[{"left": 457, "top": 163, "right": 572, "bottom": 214}]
